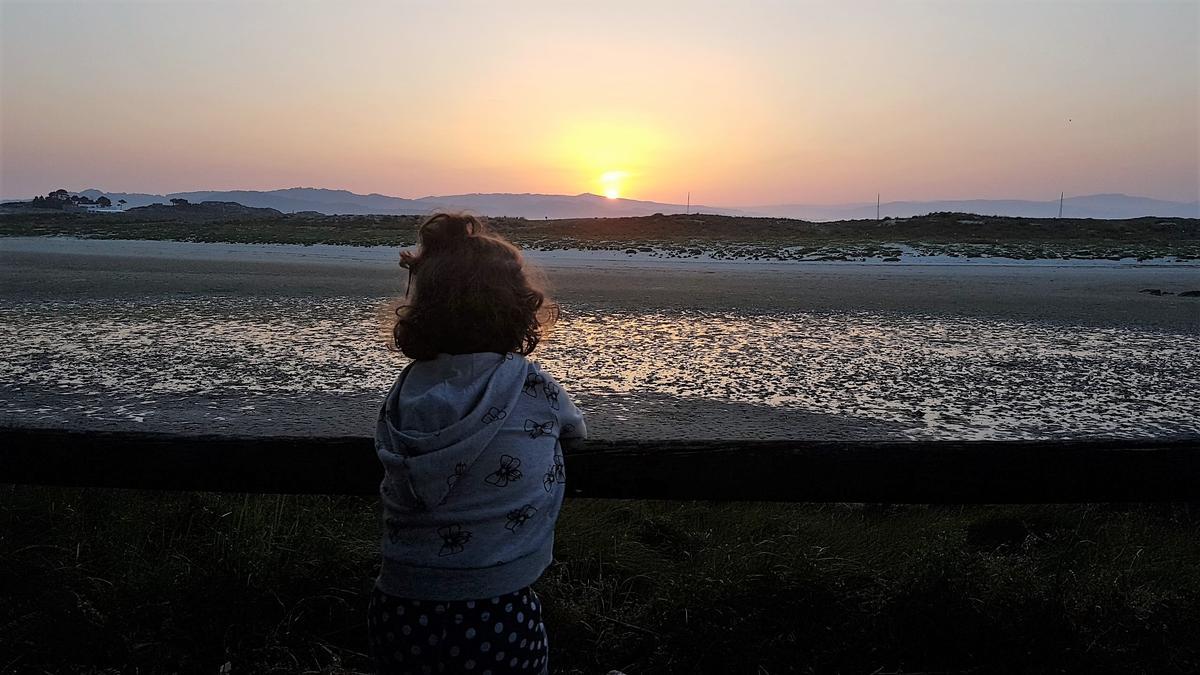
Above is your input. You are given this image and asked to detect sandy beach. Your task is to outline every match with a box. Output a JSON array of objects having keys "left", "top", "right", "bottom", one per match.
[{"left": 3, "top": 237, "right": 1199, "bottom": 329}]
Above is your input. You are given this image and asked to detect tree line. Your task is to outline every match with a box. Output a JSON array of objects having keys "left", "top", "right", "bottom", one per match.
[{"left": 29, "top": 189, "right": 127, "bottom": 210}]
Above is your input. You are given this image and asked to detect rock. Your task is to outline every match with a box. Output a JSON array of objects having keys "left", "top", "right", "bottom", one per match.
[
  {"left": 883, "top": 257, "right": 900, "bottom": 262},
  {"left": 1180, "top": 290, "right": 1200, "bottom": 297},
  {"left": 1139, "top": 289, "right": 1164, "bottom": 295}
]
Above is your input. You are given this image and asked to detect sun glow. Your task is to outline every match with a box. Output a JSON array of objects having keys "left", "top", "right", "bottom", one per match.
[
  {"left": 546, "top": 120, "right": 664, "bottom": 200},
  {"left": 600, "top": 170, "right": 628, "bottom": 200}
]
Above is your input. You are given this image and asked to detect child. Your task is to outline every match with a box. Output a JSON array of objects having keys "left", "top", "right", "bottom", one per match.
[{"left": 370, "top": 212, "right": 586, "bottom": 675}]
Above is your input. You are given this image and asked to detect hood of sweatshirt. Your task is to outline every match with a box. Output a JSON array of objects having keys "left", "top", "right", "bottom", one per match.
[{"left": 375, "top": 352, "right": 528, "bottom": 511}]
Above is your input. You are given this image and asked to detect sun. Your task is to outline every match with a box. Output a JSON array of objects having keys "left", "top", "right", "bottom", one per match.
[{"left": 600, "top": 171, "right": 627, "bottom": 200}]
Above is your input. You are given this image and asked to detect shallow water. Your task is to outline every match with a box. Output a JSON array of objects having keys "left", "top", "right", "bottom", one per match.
[{"left": 1, "top": 295, "right": 1196, "bottom": 439}]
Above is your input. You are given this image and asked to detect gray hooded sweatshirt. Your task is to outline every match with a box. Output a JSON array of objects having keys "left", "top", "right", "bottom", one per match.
[{"left": 375, "top": 352, "right": 586, "bottom": 601}]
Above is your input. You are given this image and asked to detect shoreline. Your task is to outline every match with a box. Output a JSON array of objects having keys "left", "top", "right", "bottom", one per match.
[
  {"left": 1, "top": 235, "right": 1197, "bottom": 269},
  {"left": 2, "top": 235, "right": 1198, "bottom": 333}
]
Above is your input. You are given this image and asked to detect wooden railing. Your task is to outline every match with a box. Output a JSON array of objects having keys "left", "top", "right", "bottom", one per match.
[{"left": 1, "top": 427, "right": 1196, "bottom": 503}]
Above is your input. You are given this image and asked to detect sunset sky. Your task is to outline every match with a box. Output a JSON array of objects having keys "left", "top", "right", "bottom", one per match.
[{"left": 1, "top": 0, "right": 1197, "bottom": 205}]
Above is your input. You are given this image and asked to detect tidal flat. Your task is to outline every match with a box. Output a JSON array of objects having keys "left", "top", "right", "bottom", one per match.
[{"left": 1, "top": 237, "right": 1198, "bottom": 439}]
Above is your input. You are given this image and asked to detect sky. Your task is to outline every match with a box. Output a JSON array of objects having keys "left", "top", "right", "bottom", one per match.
[{"left": 1, "top": 0, "right": 1197, "bottom": 205}]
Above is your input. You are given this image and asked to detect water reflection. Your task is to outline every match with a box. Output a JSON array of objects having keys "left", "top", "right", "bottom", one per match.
[{"left": 0, "top": 296, "right": 1196, "bottom": 439}]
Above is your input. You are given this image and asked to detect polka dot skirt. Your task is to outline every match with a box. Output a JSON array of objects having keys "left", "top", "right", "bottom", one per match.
[{"left": 367, "top": 585, "right": 550, "bottom": 674}]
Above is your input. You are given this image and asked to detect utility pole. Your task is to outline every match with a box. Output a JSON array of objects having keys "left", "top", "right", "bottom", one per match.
[
  {"left": 877, "top": 193, "right": 880, "bottom": 221},
  {"left": 1058, "top": 192, "right": 1064, "bottom": 219},
  {"left": 686, "top": 192, "right": 690, "bottom": 215}
]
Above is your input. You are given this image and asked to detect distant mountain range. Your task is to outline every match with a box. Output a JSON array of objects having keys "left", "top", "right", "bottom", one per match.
[
  {"left": 752, "top": 194, "right": 1200, "bottom": 220},
  {"left": 44, "top": 187, "right": 1198, "bottom": 220}
]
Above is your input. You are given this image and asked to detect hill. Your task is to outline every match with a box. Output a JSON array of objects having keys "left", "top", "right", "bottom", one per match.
[
  {"left": 22, "top": 187, "right": 1190, "bottom": 221},
  {"left": 62, "top": 188, "right": 737, "bottom": 219},
  {"left": 756, "top": 194, "right": 1200, "bottom": 221},
  {"left": 2, "top": 208, "right": 1196, "bottom": 261},
  {"left": 123, "top": 201, "right": 285, "bottom": 221}
]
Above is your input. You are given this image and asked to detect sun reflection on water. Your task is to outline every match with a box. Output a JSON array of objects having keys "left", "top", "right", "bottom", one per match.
[{"left": 0, "top": 296, "right": 1196, "bottom": 440}]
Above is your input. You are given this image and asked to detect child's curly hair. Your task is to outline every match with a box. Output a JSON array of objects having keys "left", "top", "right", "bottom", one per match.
[{"left": 392, "top": 212, "right": 558, "bottom": 360}]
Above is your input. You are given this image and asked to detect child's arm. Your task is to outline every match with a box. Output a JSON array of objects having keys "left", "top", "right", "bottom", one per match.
[{"left": 555, "top": 383, "right": 587, "bottom": 454}]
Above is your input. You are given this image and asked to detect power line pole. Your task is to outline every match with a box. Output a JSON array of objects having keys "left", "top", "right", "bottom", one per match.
[
  {"left": 1058, "top": 192, "right": 1064, "bottom": 219},
  {"left": 686, "top": 192, "right": 690, "bottom": 215},
  {"left": 877, "top": 193, "right": 880, "bottom": 221}
]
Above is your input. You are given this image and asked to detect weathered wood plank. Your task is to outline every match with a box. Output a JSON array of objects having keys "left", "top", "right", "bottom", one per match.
[{"left": 0, "top": 427, "right": 1196, "bottom": 502}]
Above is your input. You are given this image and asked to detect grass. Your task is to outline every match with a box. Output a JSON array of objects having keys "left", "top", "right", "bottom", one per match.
[
  {"left": 2, "top": 486, "right": 1197, "bottom": 674},
  {"left": 2, "top": 210, "right": 1198, "bottom": 261}
]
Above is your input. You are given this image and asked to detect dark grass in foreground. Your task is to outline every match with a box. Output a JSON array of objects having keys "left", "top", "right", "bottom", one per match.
[{"left": 1, "top": 487, "right": 1198, "bottom": 674}]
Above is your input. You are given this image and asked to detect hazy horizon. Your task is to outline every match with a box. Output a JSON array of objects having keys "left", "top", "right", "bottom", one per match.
[
  {"left": 4, "top": 184, "right": 1198, "bottom": 210},
  {"left": 2, "top": 0, "right": 1197, "bottom": 205}
]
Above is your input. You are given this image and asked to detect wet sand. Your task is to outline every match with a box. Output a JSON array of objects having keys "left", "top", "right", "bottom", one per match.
[
  {"left": 2, "top": 238, "right": 1198, "bottom": 330},
  {"left": 1, "top": 238, "right": 1197, "bottom": 439}
]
